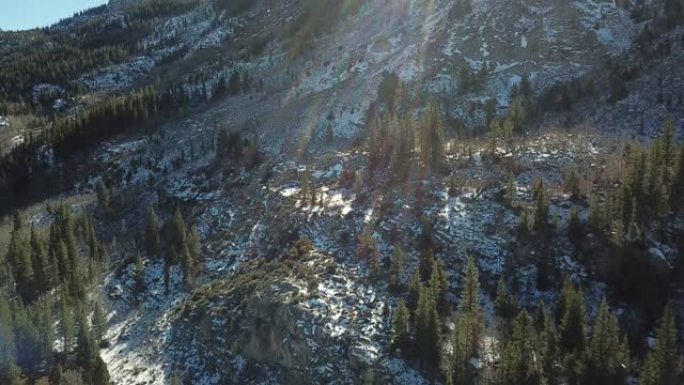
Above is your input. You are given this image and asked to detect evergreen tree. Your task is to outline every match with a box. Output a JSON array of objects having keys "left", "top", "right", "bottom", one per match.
[
  {"left": 33, "top": 297, "right": 55, "bottom": 364},
  {"left": 419, "top": 248, "right": 435, "bottom": 282},
  {"left": 392, "top": 300, "right": 411, "bottom": 351},
  {"left": 0, "top": 297, "right": 21, "bottom": 385},
  {"left": 518, "top": 207, "right": 530, "bottom": 238},
  {"left": 96, "top": 181, "right": 110, "bottom": 208},
  {"left": 389, "top": 243, "right": 407, "bottom": 292},
  {"left": 585, "top": 299, "right": 627, "bottom": 385},
  {"left": 556, "top": 279, "right": 573, "bottom": 322},
  {"left": 13, "top": 303, "right": 43, "bottom": 376},
  {"left": 568, "top": 207, "right": 583, "bottom": 245},
  {"left": 92, "top": 355, "right": 110, "bottom": 385},
  {"left": 565, "top": 168, "right": 581, "bottom": 199},
  {"left": 640, "top": 306, "right": 680, "bottom": 385},
  {"left": 61, "top": 299, "right": 75, "bottom": 353},
  {"left": 54, "top": 240, "right": 70, "bottom": 282},
  {"left": 670, "top": 146, "right": 684, "bottom": 214},
  {"left": 134, "top": 254, "right": 145, "bottom": 304},
  {"left": 407, "top": 269, "right": 421, "bottom": 316},
  {"left": 559, "top": 284, "right": 587, "bottom": 354},
  {"left": 533, "top": 179, "right": 550, "bottom": 233},
  {"left": 145, "top": 206, "right": 160, "bottom": 258},
  {"left": 169, "top": 207, "right": 188, "bottom": 265},
  {"left": 185, "top": 226, "right": 200, "bottom": 286},
  {"left": 76, "top": 311, "right": 96, "bottom": 365},
  {"left": 415, "top": 285, "right": 442, "bottom": 373},
  {"left": 536, "top": 302, "right": 559, "bottom": 383},
  {"left": 8, "top": 214, "right": 35, "bottom": 303},
  {"left": 520, "top": 73, "right": 533, "bottom": 97},
  {"left": 661, "top": 118, "right": 676, "bottom": 172},
  {"left": 92, "top": 302, "right": 107, "bottom": 343},
  {"left": 449, "top": 312, "right": 479, "bottom": 385},
  {"left": 498, "top": 310, "right": 545, "bottom": 385},
  {"left": 420, "top": 101, "right": 445, "bottom": 171},
  {"left": 641, "top": 353, "right": 661, "bottom": 385},
  {"left": 458, "top": 257, "right": 480, "bottom": 315},
  {"left": 86, "top": 217, "right": 101, "bottom": 263},
  {"left": 448, "top": 255, "right": 482, "bottom": 376},
  {"left": 495, "top": 277, "right": 518, "bottom": 338},
  {"left": 306, "top": 168, "right": 317, "bottom": 204},
  {"left": 29, "top": 227, "right": 51, "bottom": 295},
  {"left": 326, "top": 122, "right": 334, "bottom": 144},
  {"left": 430, "top": 257, "right": 449, "bottom": 316}
]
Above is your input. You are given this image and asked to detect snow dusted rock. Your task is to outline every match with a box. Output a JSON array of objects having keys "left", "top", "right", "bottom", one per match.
[
  {"left": 31, "top": 83, "right": 64, "bottom": 105},
  {"left": 165, "top": 256, "right": 399, "bottom": 385},
  {"left": 648, "top": 247, "right": 673, "bottom": 274}
]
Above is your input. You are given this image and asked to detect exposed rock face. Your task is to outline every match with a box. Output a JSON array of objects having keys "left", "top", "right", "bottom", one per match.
[{"left": 168, "top": 260, "right": 387, "bottom": 384}]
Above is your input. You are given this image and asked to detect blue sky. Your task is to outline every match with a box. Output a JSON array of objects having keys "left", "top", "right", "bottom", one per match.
[{"left": 0, "top": 0, "right": 108, "bottom": 31}]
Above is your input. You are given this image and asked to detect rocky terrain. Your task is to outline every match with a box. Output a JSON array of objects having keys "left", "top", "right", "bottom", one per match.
[{"left": 1, "top": 0, "right": 683, "bottom": 384}]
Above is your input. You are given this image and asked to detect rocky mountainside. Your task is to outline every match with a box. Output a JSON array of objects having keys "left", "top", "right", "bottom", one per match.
[{"left": 1, "top": 0, "right": 684, "bottom": 384}]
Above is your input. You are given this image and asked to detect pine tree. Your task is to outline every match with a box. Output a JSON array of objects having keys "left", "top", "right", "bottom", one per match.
[
  {"left": 559, "top": 284, "right": 587, "bottom": 354},
  {"left": 498, "top": 310, "right": 545, "bottom": 385},
  {"left": 661, "top": 118, "right": 676, "bottom": 172},
  {"left": 568, "top": 206, "right": 583, "bottom": 245},
  {"left": 495, "top": 277, "right": 518, "bottom": 338},
  {"left": 300, "top": 168, "right": 312, "bottom": 204},
  {"left": 0, "top": 297, "right": 20, "bottom": 385},
  {"left": 556, "top": 279, "right": 573, "bottom": 322},
  {"left": 33, "top": 297, "right": 55, "bottom": 363},
  {"left": 518, "top": 207, "right": 530, "bottom": 238},
  {"left": 458, "top": 257, "right": 480, "bottom": 315},
  {"left": 641, "top": 353, "right": 661, "bottom": 385},
  {"left": 392, "top": 300, "right": 411, "bottom": 351},
  {"left": 326, "top": 122, "right": 334, "bottom": 144},
  {"left": 369, "top": 249, "right": 381, "bottom": 283},
  {"left": 169, "top": 207, "right": 188, "bottom": 265},
  {"left": 86, "top": 216, "right": 101, "bottom": 263},
  {"left": 53, "top": 204, "right": 78, "bottom": 278},
  {"left": 54, "top": 240, "right": 70, "bottom": 282},
  {"left": 135, "top": 254, "right": 145, "bottom": 304},
  {"left": 536, "top": 302, "right": 559, "bottom": 383},
  {"left": 13, "top": 303, "right": 43, "bottom": 375},
  {"left": 92, "top": 302, "right": 107, "bottom": 342},
  {"left": 520, "top": 73, "right": 533, "bottom": 97},
  {"left": 96, "top": 181, "right": 110, "bottom": 208},
  {"left": 585, "top": 299, "right": 627, "bottom": 385},
  {"left": 533, "top": 179, "right": 550, "bottom": 233},
  {"left": 389, "top": 243, "right": 407, "bottom": 292},
  {"left": 452, "top": 252, "right": 492, "bottom": 382},
  {"left": 565, "top": 168, "right": 581, "bottom": 199},
  {"left": 92, "top": 355, "right": 110, "bottom": 385},
  {"left": 185, "top": 226, "right": 200, "bottom": 286},
  {"left": 670, "top": 146, "right": 684, "bottom": 214},
  {"left": 449, "top": 312, "right": 475, "bottom": 385},
  {"left": 407, "top": 269, "right": 421, "bottom": 316},
  {"left": 145, "top": 206, "right": 160, "bottom": 258},
  {"left": 61, "top": 299, "right": 74, "bottom": 353},
  {"left": 419, "top": 248, "right": 435, "bottom": 282},
  {"left": 420, "top": 101, "right": 445, "bottom": 171},
  {"left": 430, "top": 257, "right": 449, "bottom": 316},
  {"left": 415, "top": 285, "right": 442, "bottom": 373},
  {"left": 76, "top": 311, "right": 96, "bottom": 365},
  {"left": 8, "top": 214, "right": 35, "bottom": 303},
  {"left": 29, "top": 227, "right": 50, "bottom": 294},
  {"left": 640, "top": 306, "right": 680, "bottom": 385}
]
